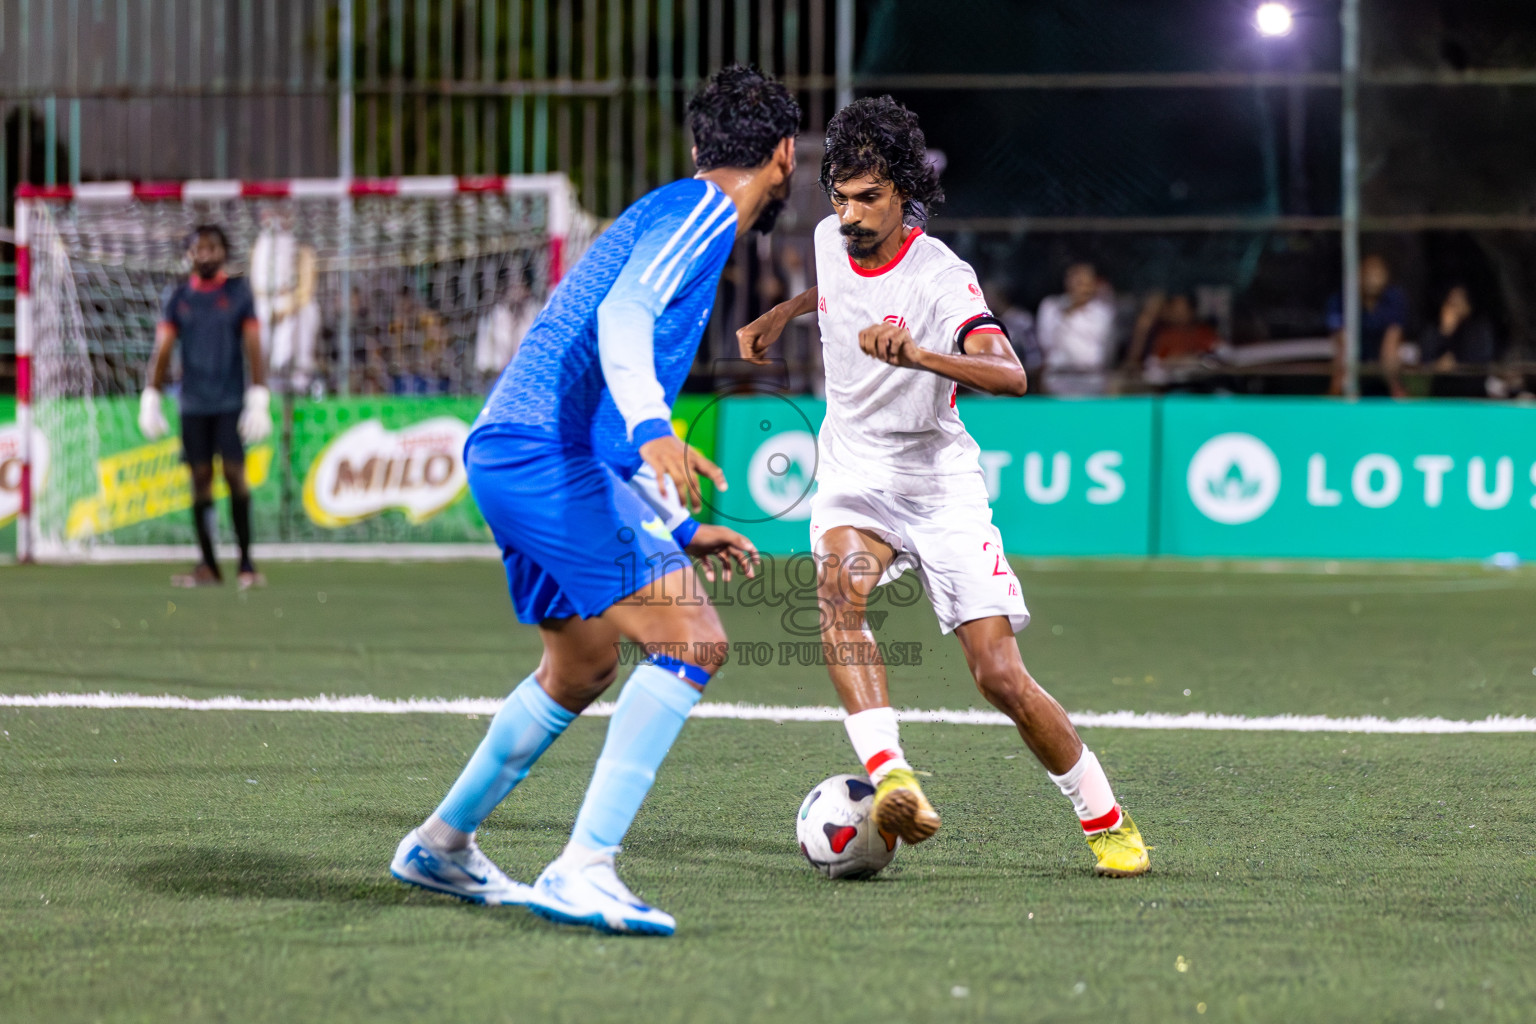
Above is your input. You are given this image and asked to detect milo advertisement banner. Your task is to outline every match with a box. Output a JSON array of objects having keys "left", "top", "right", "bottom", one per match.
[
  {"left": 287, "top": 398, "right": 485, "bottom": 543},
  {"left": 4, "top": 393, "right": 721, "bottom": 554},
  {"left": 709, "top": 395, "right": 1156, "bottom": 557},
  {"left": 289, "top": 394, "right": 715, "bottom": 542},
  {"left": 1158, "top": 397, "right": 1536, "bottom": 560}
]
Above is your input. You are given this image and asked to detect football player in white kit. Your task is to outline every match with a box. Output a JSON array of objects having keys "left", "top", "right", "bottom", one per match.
[{"left": 739, "top": 97, "right": 1149, "bottom": 876}]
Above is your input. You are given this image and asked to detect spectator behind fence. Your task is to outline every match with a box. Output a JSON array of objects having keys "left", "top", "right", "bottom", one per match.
[
  {"left": 1127, "top": 291, "right": 1220, "bottom": 371},
  {"left": 985, "top": 279, "right": 1043, "bottom": 383},
  {"left": 1328, "top": 254, "right": 1408, "bottom": 397},
  {"left": 1420, "top": 284, "right": 1497, "bottom": 398},
  {"left": 250, "top": 208, "right": 321, "bottom": 395},
  {"left": 474, "top": 271, "right": 541, "bottom": 383},
  {"left": 1036, "top": 261, "right": 1116, "bottom": 395},
  {"left": 388, "top": 286, "right": 450, "bottom": 394}
]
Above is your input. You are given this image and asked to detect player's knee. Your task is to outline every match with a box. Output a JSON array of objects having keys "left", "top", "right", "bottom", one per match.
[
  {"left": 682, "top": 617, "right": 729, "bottom": 670},
  {"left": 223, "top": 463, "right": 249, "bottom": 497},
  {"left": 972, "top": 653, "right": 1032, "bottom": 706},
  {"left": 574, "top": 658, "right": 622, "bottom": 696},
  {"left": 540, "top": 659, "right": 619, "bottom": 705},
  {"left": 816, "top": 570, "right": 865, "bottom": 625},
  {"left": 631, "top": 606, "right": 728, "bottom": 671},
  {"left": 189, "top": 465, "right": 215, "bottom": 500}
]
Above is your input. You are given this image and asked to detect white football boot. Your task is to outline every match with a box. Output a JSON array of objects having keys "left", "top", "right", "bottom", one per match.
[
  {"left": 525, "top": 846, "right": 676, "bottom": 936},
  {"left": 389, "top": 828, "right": 533, "bottom": 906}
]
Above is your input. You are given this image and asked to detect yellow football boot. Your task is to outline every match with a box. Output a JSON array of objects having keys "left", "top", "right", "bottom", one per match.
[
  {"left": 1086, "top": 808, "right": 1151, "bottom": 877},
  {"left": 871, "top": 768, "right": 941, "bottom": 844}
]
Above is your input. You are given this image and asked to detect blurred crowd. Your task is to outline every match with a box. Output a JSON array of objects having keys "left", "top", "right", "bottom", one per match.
[
  {"left": 245, "top": 210, "right": 546, "bottom": 398},
  {"left": 241, "top": 218, "right": 1533, "bottom": 403},
  {"left": 977, "top": 253, "right": 1532, "bottom": 400}
]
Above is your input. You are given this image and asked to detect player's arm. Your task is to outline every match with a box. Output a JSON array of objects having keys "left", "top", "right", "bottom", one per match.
[
  {"left": 859, "top": 320, "right": 1029, "bottom": 397},
  {"left": 596, "top": 196, "right": 734, "bottom": 512},
  {"left": 243, "top": 315, "right": 267, "bottom": 389},
  {"left": 138, "top": 297, "right": 179, "bottom": 439},
  {"left": 737, "top": 285, "right": 818, "bottom": 365},
  {"left": 147, "top": 321, "right": 176, "bottom": 392},
  {"left": 597, "top": 291, "right": 726, "bottom": 512},
  {"left": 238, "top": 291, "right": 272, "bottom": 443},
  {"left": 627, "top": 464, "right": 758, "bottom": 581}
]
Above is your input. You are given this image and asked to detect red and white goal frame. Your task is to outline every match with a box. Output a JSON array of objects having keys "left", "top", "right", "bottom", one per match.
[{"left": 12, "top": 173, "right": 584, "bottom": 563}]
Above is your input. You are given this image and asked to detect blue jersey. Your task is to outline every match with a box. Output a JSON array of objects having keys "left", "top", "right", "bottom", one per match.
[{"left": 479, "top": 178, "right": 738, "bottom": 474}]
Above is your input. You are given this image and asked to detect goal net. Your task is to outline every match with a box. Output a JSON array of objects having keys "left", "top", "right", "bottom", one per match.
[{"left": 14, "top": 175, "right": 593, "bottom": 562}]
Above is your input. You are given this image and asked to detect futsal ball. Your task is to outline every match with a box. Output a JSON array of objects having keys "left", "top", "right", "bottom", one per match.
[{"left": 796, "top": 774, "right": 899, "bottom": 879}]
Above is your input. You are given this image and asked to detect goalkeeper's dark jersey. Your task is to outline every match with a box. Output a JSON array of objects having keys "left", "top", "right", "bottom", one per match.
[{"left": 158, "top": 274, "right": 257, "bottom": 415}]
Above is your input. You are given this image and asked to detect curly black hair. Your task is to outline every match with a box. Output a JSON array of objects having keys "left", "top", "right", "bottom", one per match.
[
  {"left": 185, "top": 223, "right": 231, "bottom": 252},
  {"left": 688, "top": 65, "right": 801, "bottom": 171},
  {"left": 819, "top": 95, "right": 944, "bottom": 221}
]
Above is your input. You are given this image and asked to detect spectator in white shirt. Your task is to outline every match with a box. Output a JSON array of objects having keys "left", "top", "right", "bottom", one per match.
[
  {"left": 1036, "top": 262, "right": 1116, "bottom": 395},
  {"left": 474, "top": 272, "right": 542, "bottom": 383},
  {"left": 250, "top": 208, "right": 321, "bottom": 394}
]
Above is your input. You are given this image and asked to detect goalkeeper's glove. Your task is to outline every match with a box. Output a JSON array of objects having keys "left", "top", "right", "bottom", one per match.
[
  {"left": 239, "top": 384, "right": 272, "bottom": 444},
  {"left": 138, "top": 387, "right": 169, "bottom": 440}
]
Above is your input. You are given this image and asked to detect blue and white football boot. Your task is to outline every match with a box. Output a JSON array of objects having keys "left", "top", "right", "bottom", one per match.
[
  {"left": 525, "top": 846, "right": 676, "bottom": 936},
  {"left": 389, "top": 828, "right": 533, "bottom": 906}
]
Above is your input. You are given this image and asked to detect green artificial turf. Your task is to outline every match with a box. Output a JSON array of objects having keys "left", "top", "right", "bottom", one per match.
[{"left": 2, "top": 560, "right": 1535, "bottom": 1023}]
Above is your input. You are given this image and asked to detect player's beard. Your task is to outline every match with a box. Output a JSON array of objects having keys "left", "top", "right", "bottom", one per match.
[
  {"left": 840, "top": 224, "right": 882, "bottom": 259},
  {"left": 194, "top": 260, "right": 223, "bottom": 281},
  {"left": 751, "top": 172, "right": 794, "bottom": 234},
  {"left": 751, "top": 198, "right": 786, "bottom": 234}
]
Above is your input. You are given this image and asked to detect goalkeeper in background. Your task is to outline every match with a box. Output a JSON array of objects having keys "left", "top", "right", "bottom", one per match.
[{"left": 139, "top": 224, "right": 272, "bottom": 588}]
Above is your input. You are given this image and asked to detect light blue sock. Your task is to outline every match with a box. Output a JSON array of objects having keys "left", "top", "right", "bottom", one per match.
[
  {"left": 434, "top": 675, "right": 577, "bottom": 833},
  {"left": 568, "top": 661, "right": 705, "bottom": 852}
]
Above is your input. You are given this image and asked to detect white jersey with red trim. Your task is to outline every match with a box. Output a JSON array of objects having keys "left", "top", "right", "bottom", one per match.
[{"left": 812, "top": 214, "right": 993, "bottom": 500}]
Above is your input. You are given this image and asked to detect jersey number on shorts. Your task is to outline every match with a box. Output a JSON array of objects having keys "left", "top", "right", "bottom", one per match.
[{"left": 983, "top": 541, "right": 1020, "bottom": 596}]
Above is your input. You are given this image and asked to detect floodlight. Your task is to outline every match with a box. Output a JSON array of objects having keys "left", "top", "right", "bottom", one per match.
[{"left": 1255, "top": 2, "right": 1294, "bottom": 37}]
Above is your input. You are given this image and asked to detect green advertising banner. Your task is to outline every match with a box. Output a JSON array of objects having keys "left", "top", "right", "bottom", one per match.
[
  {"left": 710, "top": 395, "right": 1156, "bottom": 557},
  {"left": 25, "top": 396, "right": 282, "bottom": 549},
  {"left": 12, "top": 392, "right": 1535, "bottom": 561},
  {"left": 288, "top": 395, "right": 718, "bottom": 542},
  {"left": 287, "top": 396, "right": 486, "bottom": 543},
  {"left": 0, "top": 396, "right": 15, "bottom": 553},
  {"left": 1158, "top": 397, "right": 1536, "bottom": 560},
  {"left": 7, "top": 392, "right": 724, "bottom": 555}
]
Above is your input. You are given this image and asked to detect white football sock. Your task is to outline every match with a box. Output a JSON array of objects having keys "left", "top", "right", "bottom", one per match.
[
  {"left": 1047, "top": 747, "right": 1122, "bottom": 834},
  {"left": 843, "top": 706, "right": 912, "bottom": 784},
  {"left": 418, "top": 812, "right": 472, "bottom": 852}
]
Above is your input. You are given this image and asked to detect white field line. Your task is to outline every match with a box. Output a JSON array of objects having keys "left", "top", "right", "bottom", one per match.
[{"left": 1, "top": 692, "right": 1534, "bottom": 734}]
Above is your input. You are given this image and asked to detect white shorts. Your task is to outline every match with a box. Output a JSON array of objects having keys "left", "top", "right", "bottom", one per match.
[{"left": 809, "top": 480, "right": 1030, "bottom": 635}]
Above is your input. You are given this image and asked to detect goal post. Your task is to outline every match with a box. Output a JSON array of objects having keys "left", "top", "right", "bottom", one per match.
[{"left": 12, "top": 174, "right": 593, "bottom": 563}]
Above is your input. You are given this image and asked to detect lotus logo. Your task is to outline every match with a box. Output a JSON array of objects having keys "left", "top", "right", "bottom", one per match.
[
  {"left": 1208, "top": 461, "right": 1263, "bottom": 502},
  {"left": 1187, "top": 433, "right": 1280, "bottom": 524},
  {"left": 747, "top": 430, "right": 818, "bottom": 522}
]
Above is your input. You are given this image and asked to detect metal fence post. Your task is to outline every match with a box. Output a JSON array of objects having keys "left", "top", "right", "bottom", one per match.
[{"left": 1341, "top": 0, "right": 1362, "bottom": 400}]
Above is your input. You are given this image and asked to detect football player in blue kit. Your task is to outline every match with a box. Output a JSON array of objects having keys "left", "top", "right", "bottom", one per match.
[{"left": 390, "top": 65, "right": 800, "bottom": 937}]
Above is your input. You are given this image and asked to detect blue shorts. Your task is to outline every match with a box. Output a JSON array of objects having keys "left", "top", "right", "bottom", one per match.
[{"left": 466, "top": 426, "right": 687, "bottom": 625}]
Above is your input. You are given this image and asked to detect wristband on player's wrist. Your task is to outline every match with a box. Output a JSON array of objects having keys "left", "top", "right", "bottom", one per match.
[
  {"left": 632, "top": 418, "right": 674, "bottom": 447},
  {"left": 671, "top": 518, "right": 701, "bottom": 548}
]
